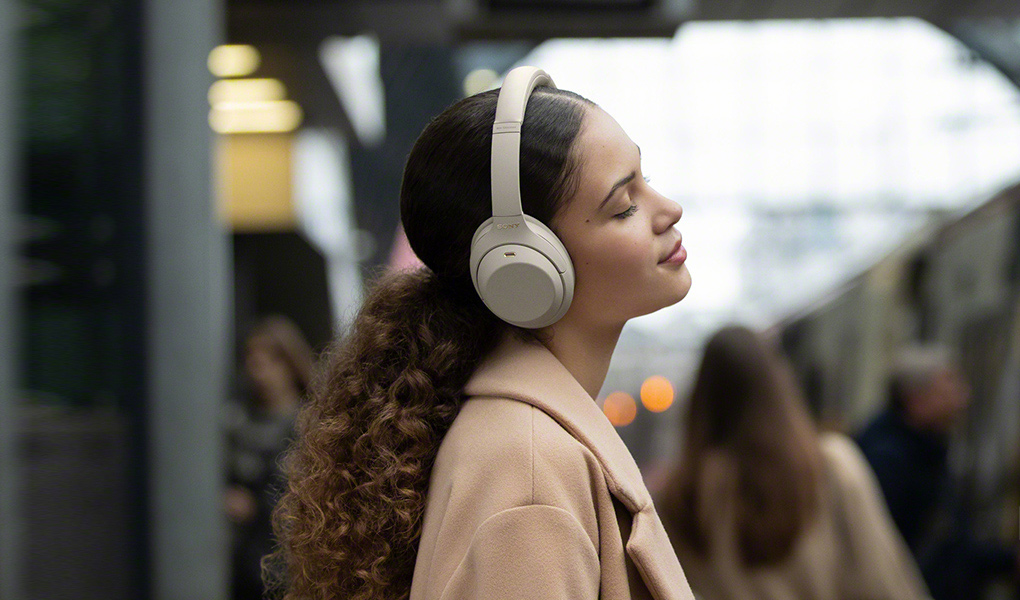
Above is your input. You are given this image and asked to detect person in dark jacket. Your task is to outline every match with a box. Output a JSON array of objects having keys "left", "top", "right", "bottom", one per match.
[
  {"left": 856, "top": 344, "right": 1018, "bottom": 600},
  {"left": 224, "top": 316, "right": 313, "bottom": 600}
]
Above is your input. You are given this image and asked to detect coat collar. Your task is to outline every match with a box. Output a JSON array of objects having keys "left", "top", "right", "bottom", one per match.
[
  {"left": 464, "top": 333, "right": 651, "bottom": 513},
  {"left": 463, "top": 333, "right": 695, "bottom": 600}
]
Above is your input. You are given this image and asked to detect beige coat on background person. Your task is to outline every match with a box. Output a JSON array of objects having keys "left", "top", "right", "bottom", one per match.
[
  {"left": 667, "top": 433, "right": 931, "bottom": 600},
  {"left": 409, "top": 334, "right": 696, "bottom": 600}
]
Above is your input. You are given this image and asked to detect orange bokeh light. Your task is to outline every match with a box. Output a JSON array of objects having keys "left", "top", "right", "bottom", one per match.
[
  {"left": 640, "top": 375, "right": 674, "bottom": 413},
  {"left": 603, "top": 391, "right": 638, "bottom": 427}
]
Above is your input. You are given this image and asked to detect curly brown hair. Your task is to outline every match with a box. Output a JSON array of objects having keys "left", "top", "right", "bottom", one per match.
[{"left": 267, "top": 87, "right": 593, "bottom": 600}]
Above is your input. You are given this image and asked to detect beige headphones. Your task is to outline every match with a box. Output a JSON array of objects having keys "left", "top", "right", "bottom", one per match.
[{"left": 469, "top": 67, "right": 575, "bottom": 328}]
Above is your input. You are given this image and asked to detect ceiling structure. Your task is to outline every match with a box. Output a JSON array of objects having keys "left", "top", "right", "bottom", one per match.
[
  {"left": 226, "top": 1, "right": 1020, "bottom": 127},
  {"left": 228, "top": 0, "right": 1020, "bottom": 43}
]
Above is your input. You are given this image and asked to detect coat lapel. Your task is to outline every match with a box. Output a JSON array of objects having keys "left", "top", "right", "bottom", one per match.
[{"left": 464, "top": 335, "right": 694, "bottom": 600}]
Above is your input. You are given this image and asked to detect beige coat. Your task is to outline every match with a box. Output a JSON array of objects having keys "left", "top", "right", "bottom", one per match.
[
  {"left": 410, "top": 334, "right": 695, "bottom": 600},
  {"left": 668, "top": 433, "right": 931, "bottom": 600}
]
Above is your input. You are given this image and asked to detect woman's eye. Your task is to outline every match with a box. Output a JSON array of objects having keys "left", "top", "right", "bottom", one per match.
[{"left": 614, "top": 204, "right": 639, "bottom": 219}]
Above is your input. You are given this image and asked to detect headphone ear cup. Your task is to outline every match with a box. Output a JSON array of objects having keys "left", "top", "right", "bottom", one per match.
[
  {"left": 475, "top": 244, "right": 565, "bottom": 328},
  {"left": 469, "top": 217, "right": 574, "bottom": 328}
]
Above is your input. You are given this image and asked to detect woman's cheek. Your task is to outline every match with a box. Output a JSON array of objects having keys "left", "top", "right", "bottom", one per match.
[{"left": 608, "top": 239, "right": 648, "bottom": 273}]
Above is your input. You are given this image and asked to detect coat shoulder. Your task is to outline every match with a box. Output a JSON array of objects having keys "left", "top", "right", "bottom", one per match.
[
  {"left": 438, "top": 396, "right": 605, "bottom": 495},
  {"left": 439, "top": 398, "right": 535, "bottom": 469},
  {"left": 434, "top": 396, "right": 606, "bottom": 539}
]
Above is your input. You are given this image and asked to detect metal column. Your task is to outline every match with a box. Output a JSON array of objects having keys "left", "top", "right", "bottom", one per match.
[
  {"left": 0, "top": 0, "right": 22, "bottom": 596},
  {"left": 143, "top": 0, "right": 230, "bottom": 597}
]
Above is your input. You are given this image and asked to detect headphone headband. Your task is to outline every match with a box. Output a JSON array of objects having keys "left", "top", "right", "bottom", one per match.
[
  {"left": 470, "top": 66, "right": 574, "bottom": 329},
  {"left": 490, "top": 68, "right": 555, "bottom": 220}
]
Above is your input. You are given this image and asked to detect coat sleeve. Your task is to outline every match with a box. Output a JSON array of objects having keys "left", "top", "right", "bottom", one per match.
[
  {"left": 826, "top": 434, "right": 932, "bottom": 600},
  {"left": 438, "top": 504, "right": 601, "bottom": 600}
]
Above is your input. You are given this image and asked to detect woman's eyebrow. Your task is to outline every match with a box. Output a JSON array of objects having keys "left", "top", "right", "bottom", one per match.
[{"left": 598, "top": 172, "right": 636, "bottom": 211}]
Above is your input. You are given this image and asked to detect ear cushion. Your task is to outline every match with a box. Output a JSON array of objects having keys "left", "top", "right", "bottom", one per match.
[{"left": 521, "top": 216, "right": 574, "bottom": 322}]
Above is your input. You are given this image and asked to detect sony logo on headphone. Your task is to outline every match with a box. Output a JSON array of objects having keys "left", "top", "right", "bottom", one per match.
[{"left": 496, "top": 223, "right": 520, "bottom": 230}]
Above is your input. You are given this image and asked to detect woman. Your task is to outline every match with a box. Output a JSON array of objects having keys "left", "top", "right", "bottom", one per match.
[
  {"left": 270, "top": 68, "right": 695, "bottom": 600},
  {"left": 225, "top": 316, "right": 314, "bottom": 600},
  {"left": 658, "top": 326, "right": 930, "bottom": 600}
]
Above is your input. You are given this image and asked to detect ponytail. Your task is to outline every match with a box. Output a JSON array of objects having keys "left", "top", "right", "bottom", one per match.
[{"left": 268, "top": 268, "right": 507, "bottom": 600}]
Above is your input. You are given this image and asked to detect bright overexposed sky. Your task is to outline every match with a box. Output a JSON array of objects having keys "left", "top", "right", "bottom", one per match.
[{"left": 517, "top": 18, "right": 1020, "bottom": 345}]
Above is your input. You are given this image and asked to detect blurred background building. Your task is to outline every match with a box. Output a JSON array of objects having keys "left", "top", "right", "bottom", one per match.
[{"left": 1, "top": 0, "right": 1019, "bottom": 598}]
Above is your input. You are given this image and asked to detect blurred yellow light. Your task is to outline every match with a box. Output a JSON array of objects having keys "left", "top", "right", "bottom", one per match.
[
  {"left": 463, "top": 68, "right": 498, "bottom": 97},
  {"left": 208, "top": 45, "right": 260, "bottom": 78},
  {"left": 209, "top": 101, "right": 303, "bottom": 134},
  {"left": 640, "top": 375, "right": 674, "bottom": 413},
  {"left": 209, "top": 78, "right": 286, "bottom": 106},
  {"left": 603, "top": 392, "right": 637, "bottom": 427},
  {"left": 216, "top": 134, "right": 295, "bottom": 231}
]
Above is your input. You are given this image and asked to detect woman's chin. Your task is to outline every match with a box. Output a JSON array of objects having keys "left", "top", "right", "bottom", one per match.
[
  {"left": 675, "top": 264, "right": 692, "bottom": 299},
  {"left": 632, "top": 277, "right": 693, "bottom": 319},
  {"left": 663, "top": 264, "right": 692, "bottom": 306}
]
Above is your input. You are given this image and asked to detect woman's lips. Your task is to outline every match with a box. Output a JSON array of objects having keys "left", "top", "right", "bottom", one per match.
[{"left": 660, "top": 239, "right": 687, "bottom": 265}]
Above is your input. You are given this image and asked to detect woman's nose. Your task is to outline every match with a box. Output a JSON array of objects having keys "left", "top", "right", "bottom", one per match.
[{"left": 655, "top": 196, "right": 683, "bottom": 234}]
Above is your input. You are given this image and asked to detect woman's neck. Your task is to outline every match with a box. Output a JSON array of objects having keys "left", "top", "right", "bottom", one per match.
[{"left": 539, "top": 319, "right": 623, "bottom": 399}]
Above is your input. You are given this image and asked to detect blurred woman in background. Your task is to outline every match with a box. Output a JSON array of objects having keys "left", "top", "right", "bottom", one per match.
[
  {"left": 658, "top": 325, "right": 929, "bottom": 600},
  {"left": 224, "top": 315, "right": 314, "bottom": 600}
]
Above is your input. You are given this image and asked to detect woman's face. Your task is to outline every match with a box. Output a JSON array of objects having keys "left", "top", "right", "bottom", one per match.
[
  {"left": 245, "top": 338, "right": 293, "bottom": 397},
  {"left": 551, "top": 107, "right": 690, "bottom": 328}
]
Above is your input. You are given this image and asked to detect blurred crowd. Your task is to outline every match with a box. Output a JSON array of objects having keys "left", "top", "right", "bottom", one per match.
[{"left": 653, "top": 326, "right": 1018, "bottom": 600}]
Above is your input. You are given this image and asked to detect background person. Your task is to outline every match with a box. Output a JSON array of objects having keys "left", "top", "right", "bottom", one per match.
[
  {"left": 856, "top": 344, "right": 1020, "bottom": 600},
  {"left": 224, "top": 315, "right": 313, "bottom": 600},
  {"left": 658, "top": 325, "right": 929, "bottom": 600}
]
